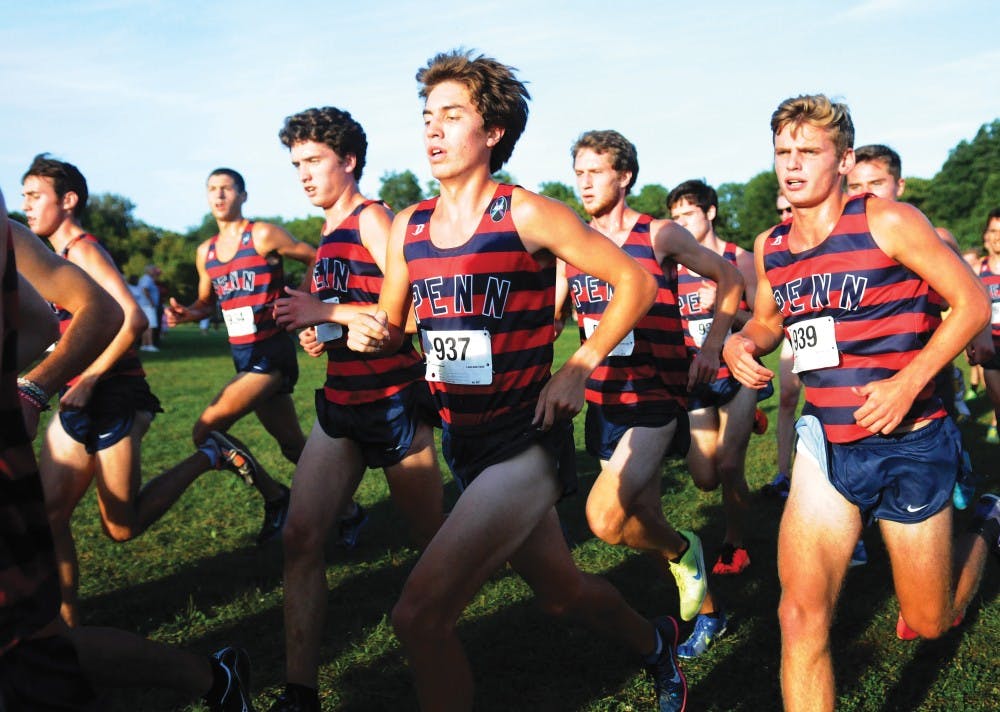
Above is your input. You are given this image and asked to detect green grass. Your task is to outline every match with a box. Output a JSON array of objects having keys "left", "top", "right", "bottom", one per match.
[{"left": 58, "top": 325, "right": 998, "bottom": 710}]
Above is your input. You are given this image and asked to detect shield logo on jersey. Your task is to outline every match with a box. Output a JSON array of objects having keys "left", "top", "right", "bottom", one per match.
[
  {"left": 489, "top": 195, "right": 508, "bottom": 222},
  {"left": 242, "top": 233, "right": 252, "bottom": 245}
]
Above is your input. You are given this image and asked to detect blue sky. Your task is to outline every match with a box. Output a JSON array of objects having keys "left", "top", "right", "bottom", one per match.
[{"left": 3, "top": 0, "right": 998, "bottom": 233}]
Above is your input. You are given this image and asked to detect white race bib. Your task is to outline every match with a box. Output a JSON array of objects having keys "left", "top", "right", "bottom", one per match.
[
  {"left": 582, "top": 316, "right": 634, "bottom": 357},
  {"left": 687, "top": 317, "right": 716, "bottom": 349},
  {"left": 788, "top": 316, "right": 839, "bottom": 373},
  {"left": 315, "top": 297, "right": 343, "bottom": 342},
  {"left": 991, "top": 300, "right": 1000, "bottom": 326},
  {"left": 422, "top": 329, "right": 493, "bottom": 385},
  {"left": 223, "top": 306, "right": 257, "bottom": 338}
]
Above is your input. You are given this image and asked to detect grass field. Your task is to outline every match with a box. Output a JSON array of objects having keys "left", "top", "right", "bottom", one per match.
[{"left": 57, "top": 325, "right": 998, "bottom": 711}]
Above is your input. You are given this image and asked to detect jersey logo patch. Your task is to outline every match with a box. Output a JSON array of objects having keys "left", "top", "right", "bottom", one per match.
[
  {"left": 489, "top": 195, "right": 508, "bottom": 223},
  {"left": 412, "top": 223, "right": 426, "bottom": 236},
  {"left": 242, "top": 233, "right": 252, "bottom": 245},
  {"left": 771, "top": 234, "right": 783, "bottom": 246}
]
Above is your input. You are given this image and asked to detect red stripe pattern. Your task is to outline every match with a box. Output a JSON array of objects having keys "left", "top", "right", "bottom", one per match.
[{"left": 763, "top": 194, "right": 944, "bottom": 443}]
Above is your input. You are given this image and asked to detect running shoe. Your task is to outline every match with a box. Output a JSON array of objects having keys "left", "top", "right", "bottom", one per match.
[
  {"left": 849, "top": 539, "right": 868, "bottom": 568},
  {"left": 953, "top": 450, "right": 976, "bottom": 511},
  {"left": 986, "top": 425, "right": 999, "bottom": 445},
  {"left": 964, "top": 387, "right": 978, "bottom": 402},
  {"left": 762, "top": 473, "right": 790, "bottom": 499},
  {"left": 668, "top": 530, "right": 707, "bottom": 621},
  {"left": 896, "top": 611, "right": 964, "bottom": 641},
  {"left": 257, "top": 484, "right": 290, "bottom": 547},
  {"left": 712, "top": 544, "right": 750, "bottom": 575},
  {"left": 337, "top": 503, "right": 369, "bottom": 550},
  {"left": 645, "top": 616, "right": 687, "bottom": 712},
  {"left": 208, "top": 431, "right": 260, "bottom": 486},
  {"left": 205, "top": 647, "right": 255, "bottom": 712},
  {"left": 677, "top": 610, "right": 728, "bottom": 659},
  {"left": 752, "top": 407, "right": 769, "bottom": 435}
]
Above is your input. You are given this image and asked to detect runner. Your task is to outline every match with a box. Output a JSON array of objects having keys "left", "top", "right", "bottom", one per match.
[
  {"left": 165, "top": 167, "right": 318, "bottom": 547},
  {"left": 267, "top": 106, "right": 445, "bottom": 712},
  {"left": 723, "top": 94, "right": 999, "bottom": 711},
  {"left": 348, "top": 49, "right": 688, "bottom": 711},
  {"left": 566, "top": 129, "right": 742, "bottom": 657},
  {"left": 21, "top": 155, "right": 265, "bottom": 626},
  {"left": 667, "top": 179, "right": 765, "bottom": 575}
]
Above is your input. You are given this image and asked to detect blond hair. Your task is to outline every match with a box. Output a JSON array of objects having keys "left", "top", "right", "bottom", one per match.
[{"left": 771, "top": 94, "right": 854, "bottom": 157}]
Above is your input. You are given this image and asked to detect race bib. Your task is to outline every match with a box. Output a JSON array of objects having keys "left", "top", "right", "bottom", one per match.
[
  {"left": 315, "top": 297, "right": 343, "bottom": 342},
  {"left": 422, "top": 329, "right": 493, "bottom": 385},
  {"left": 992, "top": 300, "right": 1000, "bottom": 326},
  {"left": 582, "top": 317, "right": 634, "bottom": 357},
  {"left": 687, "top": 317, "right": 716, "bottom": 349},
  {"left": 223, "top": 306, "right": 257, "bottom": 338},
  {"left": 788, "top": 316, "right": 839, "bottom": 373}
]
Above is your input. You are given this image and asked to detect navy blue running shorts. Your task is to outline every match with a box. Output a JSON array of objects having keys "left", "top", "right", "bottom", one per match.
[
  {"left": 0, "top": 635, "right": 99, "bottom": 711},
  {"left": 981, "top": 351, "right": 1000, "bottom": 370},
  {"left": 584, "top": 403, "right": 690, "bottom": 461},
  {"left": 687, "top": 375, "right": 773, "bottom": 411},
  {"left": 827, "top": 416, "right": 960, "bottom": 524},
  {"left": 230, "top": 333, "right": 299, "bottom": 394},
  {"left": 59, "top": 376, "right": 162, "bottom": 454},
  {"left": 314, "top": 382, "right": 436, "bottom": 469},
  {"left": 443, "top": 414, "right": 577, "bottom": 498}
]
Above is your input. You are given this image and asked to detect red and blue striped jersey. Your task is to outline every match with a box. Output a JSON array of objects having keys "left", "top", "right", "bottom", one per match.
[
  {"left": 403, "top": 184, "right": 554, "bottom": 432},
  {"left": 312, "top": 201, "right": 423, "bottom": 405},
  {"left": 1, "top": 234, "right": 60, "bottom": 653},
  {"left": 205, "top": 221, "right": 284, "bottom": 345},
  {"left": 565, "top": 214, "right": 687, "bottom": 413},
  {"left": 977, "top": 257, "right": 1000, "bottom": 350},
  {"left": 763, "top": 194, "right": 944, "bottom": 443},
  {"left": 677, "top": 241, "right": 744, "bottom": 381},
  {"left": 55, "top": 233, "right": 144, "bottom": 385}
]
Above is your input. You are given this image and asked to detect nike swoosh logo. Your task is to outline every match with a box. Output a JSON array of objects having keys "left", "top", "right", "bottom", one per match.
[{"left": 906, "top": 504, "right": 930, "bottom": 513}]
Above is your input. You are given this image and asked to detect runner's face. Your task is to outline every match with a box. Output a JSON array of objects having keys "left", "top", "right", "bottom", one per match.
[
  {"left": 289, "top": 141, "right": 354, "bottom": 209},
  {"left": 670, "top": 198, "right": 713, "bottom": 241},
  {"left": 846, "top": 160, "right": 903, "bottom": 201},
  {"left": 206, "top": 174, "right": 246, "bottom": 221},
  {"left": 776, "top": 194, "right": 792, "bottom": 221},
  {"left": 573, "top": 148, "right": 628, "bottom": 218},
  {"left": 21, "top": 175, "right": 67, "bottom": 238},
  {"left": 774, "top": 122, "right": 853, "bottom": 209},
  {"left": 422, "top": 80, "right": 500, "bottom": 181},
  {"left": 984, "top": 218, "right": 1000, "bottom": 256}
]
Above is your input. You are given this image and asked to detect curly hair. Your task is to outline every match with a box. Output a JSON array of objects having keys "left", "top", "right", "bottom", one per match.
[{"left": 279, "top": 107, "right": 368, "bottom": 181}]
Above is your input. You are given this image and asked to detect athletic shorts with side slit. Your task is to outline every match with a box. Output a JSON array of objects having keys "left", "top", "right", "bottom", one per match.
[
  {"left": 585, "top": 403, "right": 690, "bottom": 461},
  {"left": 58, "top": 376, "right": 162, "bottom": 454},
  {"left": 442, "top": 413, "right": 577, "bottom": 498},
  {"left": 230, "top": 332, "right": 299, "bottom": 394},
  {"left": 687, "top": 375, "right": 774, "bottom": 411},
  {"left": 808, "top": 415, "right": 960, "bottom": 524},
  {"left": 314, "top": 381, "right": 438, "bottom": 469}
]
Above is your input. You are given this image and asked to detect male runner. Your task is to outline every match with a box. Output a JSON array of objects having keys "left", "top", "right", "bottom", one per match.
[
  {"left": 974, "top": 209, "right": 1000, "bottom": 445},
  {"left": 847, "top": 142, "right": 981, "bottom": 515},
  {"left": 21, "top": 155, "right": 263, "bottom": 626},
  {"left": 723, "top": 94, "right": 999, "bottom": 712},
  {"left": 667, "top": 179, "right": 762, "bottom": 574},
  {"left": 0, "top": 188, "right": 255, "bottom": 712},
  {"left": 349, "top": 50, "right": 688, "bottom": 711},
  {"left": 165, "top": 167, "right": 317, "bottom": 546},
  {"left": 266, "top": 106, "right": 445, "bottom": 712},
  {"left": 763, "top": 192, "right": 800, "bottom": 500},
  {"left": 567, "top": 129, "right": 743, "bottom": 657}
]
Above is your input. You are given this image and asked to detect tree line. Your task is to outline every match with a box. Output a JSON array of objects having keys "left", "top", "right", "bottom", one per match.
[{"left": 11, "top": 119, "right": 998, "bottom": 302}]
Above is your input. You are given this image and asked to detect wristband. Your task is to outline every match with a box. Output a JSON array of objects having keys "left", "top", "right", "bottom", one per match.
[{"left": 17, "top": 378, "right": 51, "bottom": 412}]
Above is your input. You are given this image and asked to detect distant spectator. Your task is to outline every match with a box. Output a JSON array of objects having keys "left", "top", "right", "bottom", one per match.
[{"left": 136, "top": 264, "right": 160, "bottom": 352}]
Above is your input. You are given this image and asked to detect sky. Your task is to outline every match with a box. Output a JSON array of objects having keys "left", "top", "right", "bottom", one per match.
[{"left": 3, "top": 0, "right": 998, "bottom": 234}]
